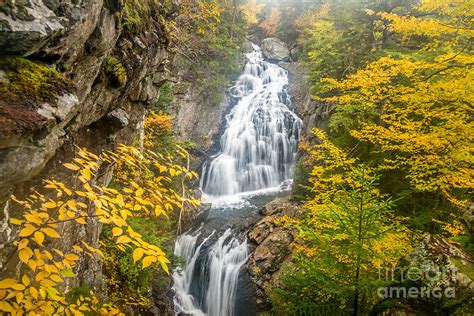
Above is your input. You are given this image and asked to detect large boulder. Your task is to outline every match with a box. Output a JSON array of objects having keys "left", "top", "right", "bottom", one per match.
[{"left": 261, "top": 38, "right": 291, "bottom": 62}]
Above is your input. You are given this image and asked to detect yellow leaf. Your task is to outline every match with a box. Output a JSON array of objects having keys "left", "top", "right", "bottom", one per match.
[
  {"left": 28, "top": 259, "right": 37, "bottom": 271},
  {"left": 30, "top": 287, "right": 39, "bottom": 299},
  {"left": 0, "top": 278, "right": 18, "bottom": 289},
  {"left": 133, "top": 248, "right": 144, "bottom": 263},
  {"left": 112, "top": 227, "right": 123, "bottom": 237},
  {"left": 63, "top": 163, "right": 80, "bottom": 171},
  {"left": 17, "top": 239, "right": 28, "bottom": 250},
  {"left": 75, "top": 217, "right": 87, "bottom": 225},
  {"left": 120, "top": 209, "right": 129, "bottom": 219},
  {"left": 24, "top": 213, "right": 43, "bottom": 225},
  {"left": 22, "top": 275, "right": 30, "bottom": 286},
  {"left": 35, "top": 271, "right": 49, "bottom": 282},
  {"left": 49, "top": 274, "right": 63, "bottom": 283},
  {"left": 43, "top": 201, "right": 57, "bottom": 209},
  {"left": 142, "top": 256, "right": 156, "bottom": 268},
  {"left": 42, "top": 228, "right": 60, "bottom": 238},
  {"left": 82, "top": 168, "right": 92, "bottom": 181},
  {"left": 9, "top": 218, "right": 23, "bottom": 225},
  {"left": 72, "top": 245, "right": 83, "bottom": 252},
  {"left": 65, "top": 254, "right": 79, "bottom": 261},
  {"left": 19, "top": 249, "right": 32, "bottom": 263},
  {"left": 40, "top": 279, "right": 56, "bottom": 287},
  {"left": 116, "top": 235, "right": 131, "bottom": 244},
  {"left": 33, "top": 231, "right": 45, "bottom": 245},
  {"left": 93, "top": 199, "right": 102, "bottom": 209},
  {"left": 16, "top": 292, "right": 24, "bottom": 304},
  {"left": 0, "top": 301, "right": 13, "bottom": 312},
  {"left": 19, "top": 226, "right": 35, "bottom": 237}
]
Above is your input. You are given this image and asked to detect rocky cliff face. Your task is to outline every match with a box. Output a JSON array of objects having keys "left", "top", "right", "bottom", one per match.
[
  {"left": 0, "top": 0, "right": 175, "bottom": 196},
  {"left": 168, "top": 53, "right": 230, "bottom": 152},
  {"left": 0, "top": 0, "right": 175, "bottom": 294}
]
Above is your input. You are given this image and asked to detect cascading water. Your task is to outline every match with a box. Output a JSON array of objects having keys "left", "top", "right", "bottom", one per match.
[
  {"left": 172, "top": 44, "right": 301, "bottom": 316},
  {"left": 200, "top": 44, "right": 301, "bottom": 198}
]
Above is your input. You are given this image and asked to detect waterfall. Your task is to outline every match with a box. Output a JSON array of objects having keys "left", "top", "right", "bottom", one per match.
[
  {"left": 172, "top": 44, "right": 301, "bottom": 316},
  {"left": 201, "top": 44, "right": 301, "bottom": 198},
  {"left": 172, "top": 229, "right": 247, "bottom": 316}
]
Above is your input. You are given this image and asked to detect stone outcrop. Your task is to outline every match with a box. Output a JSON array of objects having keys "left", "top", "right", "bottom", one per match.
[
  {"left": 261, "top": 37, "right": 291, "bottom": 62},
  {"left": 0, "top": 0, "right": 175, "bottom": 301},
  {"left": 246, "top": 196, "right": 301, "bottom": 309}
]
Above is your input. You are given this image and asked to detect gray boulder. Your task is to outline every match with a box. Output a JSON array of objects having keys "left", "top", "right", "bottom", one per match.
[{"left": 261, "top": 38, "right": 290, "bottom": 62}]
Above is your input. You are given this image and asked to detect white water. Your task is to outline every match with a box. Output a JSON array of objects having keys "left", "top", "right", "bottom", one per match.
[
  {"left": 173, "top": 229, "right": 247, "bottom": 316},
  {"left": 172, "top": 44, "right": 301, "bottom": 316},
  {"left": 201, "top": 44, "right": 301, "bottom": 200}
]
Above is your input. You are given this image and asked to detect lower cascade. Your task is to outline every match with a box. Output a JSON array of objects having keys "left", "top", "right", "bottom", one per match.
[{"left": 172, "top": 44, "right": 302, "bottom": 315}]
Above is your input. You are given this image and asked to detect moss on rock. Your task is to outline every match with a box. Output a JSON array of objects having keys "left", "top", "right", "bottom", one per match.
[
  {"left": 103, "top": 55, "right": 127, "bottom": 88},
  {"left": 0, "top": 56, "right": 71, "bottom": 104},
  {"left": 0, "top": 56, "right": 73, "bottom": 137}
]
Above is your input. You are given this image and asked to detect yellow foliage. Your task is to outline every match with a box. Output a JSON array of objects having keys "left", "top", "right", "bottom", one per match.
[
  {"left": 321, "top": 0, "right": 474, "bottom": 210},
  {"left": 0, "top": 137, "right": 199, "bottom": 313},
  {"left": 240, "top": 0, "right": 264, "bottom": 24}
]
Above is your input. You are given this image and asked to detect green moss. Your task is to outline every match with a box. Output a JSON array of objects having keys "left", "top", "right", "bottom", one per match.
[
  {"left": 0, "top": 56, "right": 72, "bottom": 136},
  {"left": 122, "top": 0, "right": 174, "bottom": 33},
  {"left": 103, "top": 56, "right": 127, "bottom": 88},
  {"left": 123, "top": 0, "right": 153, "bottom": 31},
  {"left": 0, "top": 56, "right": 72, "bottom": 105}
]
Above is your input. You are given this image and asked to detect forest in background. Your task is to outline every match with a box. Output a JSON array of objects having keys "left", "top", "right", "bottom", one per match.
[
  {"left": 256, "top": 0, "right": 473, "bottom": 314},
  {"left": 0, "top": 0, "right": 472, "bottom": 314}
]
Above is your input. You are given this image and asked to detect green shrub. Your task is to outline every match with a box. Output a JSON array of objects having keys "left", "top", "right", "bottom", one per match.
[
  {"left": 155, "top": 81, "right": 174, "bottom": 113},
  {"left": 102, "top": 216, "right": 173, "bottom": 308}
]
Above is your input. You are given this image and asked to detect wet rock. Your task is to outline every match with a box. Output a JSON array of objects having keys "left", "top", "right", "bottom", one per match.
[
  {"left": 261, "top": 38, "right": 290, "bottom": 62},
  {"left": 249, "top": 219, "right": 274, "bottom": 244},
  {"left": 260, "top": 196, "right": 295, "bottom": 216},
  {"left": 251, "top": 228, "right": 293, "bottom": 274},
  {"left": 284, "top": 62, "right": 335, "bottom": 134}
]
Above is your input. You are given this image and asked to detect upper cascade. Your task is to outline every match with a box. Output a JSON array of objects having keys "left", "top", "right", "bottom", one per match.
[{"left": 201, "top": 44, "right": 302, "bottom": 197}]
